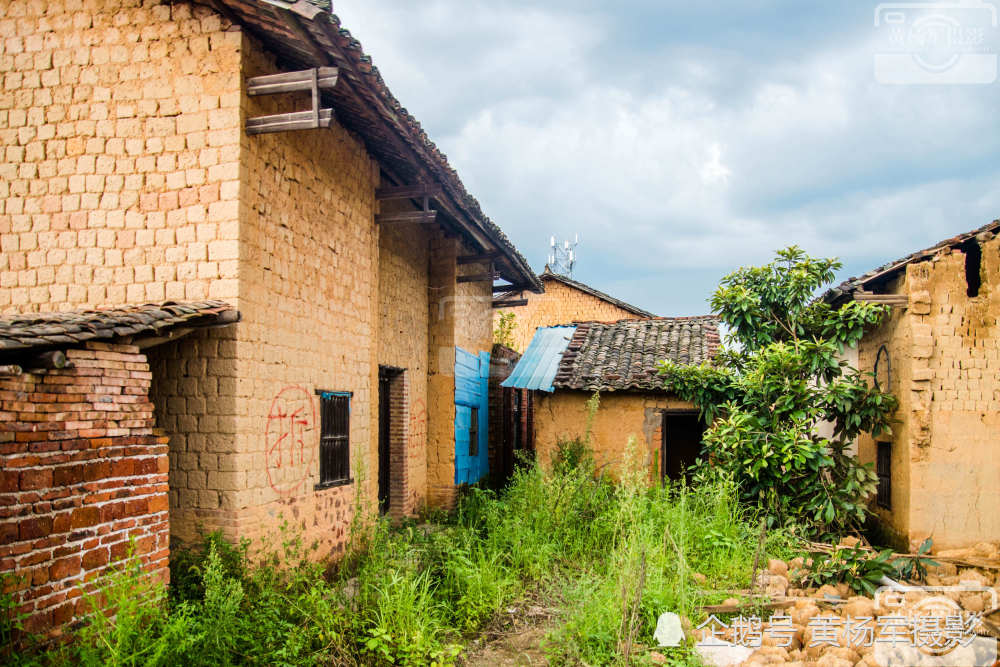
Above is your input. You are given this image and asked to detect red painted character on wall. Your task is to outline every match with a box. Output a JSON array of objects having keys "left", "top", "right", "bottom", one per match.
[{"left": 265, "top": 386, "right": 316, "bottom": 496}]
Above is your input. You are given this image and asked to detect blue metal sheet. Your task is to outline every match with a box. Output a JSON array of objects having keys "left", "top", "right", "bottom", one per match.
[
  {"left": 454, "top": 347, "right": 490, "bottom": 485},
  {"left": 501, "top": 326, "right": 576, "bottom": 392}
]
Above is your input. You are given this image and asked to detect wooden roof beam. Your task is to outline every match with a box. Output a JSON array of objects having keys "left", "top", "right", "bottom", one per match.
[
  {"left": 457, "top": 271, "right": 500, "bottom": 283},
  {"left": 375, "top": 184, "right": 442, "bottom": 201}
]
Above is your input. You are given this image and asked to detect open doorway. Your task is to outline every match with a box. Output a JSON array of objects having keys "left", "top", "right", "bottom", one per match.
[
  {"left": 661, "top": 411, "right": 706, "bottom": 482},
  {"left": 377, "top": 366, "right": 405, "bottom": 515}
]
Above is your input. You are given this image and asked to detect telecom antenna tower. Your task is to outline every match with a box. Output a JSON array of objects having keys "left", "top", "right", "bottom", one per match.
[{"left": 547, "top": 234, "right": 579, "bottom": 278}]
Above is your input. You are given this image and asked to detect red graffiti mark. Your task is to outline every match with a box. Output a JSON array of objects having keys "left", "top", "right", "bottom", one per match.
[
  {"left": 409, "top": 398, "right": 427, "bottom": 448},
  {"left": 265, "top": 386, "right": 316, "bottom": 496}
]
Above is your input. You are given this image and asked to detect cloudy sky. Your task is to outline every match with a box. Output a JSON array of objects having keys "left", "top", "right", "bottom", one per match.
[{"left": 334, "top": 1, "right": 1000, "bottom": 316}]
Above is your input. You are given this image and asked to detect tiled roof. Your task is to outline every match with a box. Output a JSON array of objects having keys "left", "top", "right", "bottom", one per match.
[
  {"left": 213, "top": 0, "right": 541, "bottom": 293},
  {"left": 538, "top": 268, "right": 656, "bottom": 317},
  {"left": 0, "top": 301, "right": 239, "bottom": 353},
  {"left": 552, "top": 317, "right": 720, "bottom": 392},
  {"left": 822, "top": 219, "right": 1000, "bottom": 304}
]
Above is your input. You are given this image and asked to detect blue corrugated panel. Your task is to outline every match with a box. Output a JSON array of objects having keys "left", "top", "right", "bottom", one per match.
[{"left": 501, "top": 326, "right": 576, "bottom": 392}]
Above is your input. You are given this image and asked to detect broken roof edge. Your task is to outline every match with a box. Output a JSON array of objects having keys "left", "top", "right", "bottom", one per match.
[
  {"left": 822, "top": 219, "right": 1000, "bottom": 305},
  {"left": 233, "top": 0, "right": 542, "bottom": 293},
  {"left": 538, "top": 268, "right": 657, "bottom": 317}
]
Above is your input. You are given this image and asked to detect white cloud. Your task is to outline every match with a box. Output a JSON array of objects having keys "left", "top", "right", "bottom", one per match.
[{"left": 332, "top": 1, "right": 1000, "bottom": 314}]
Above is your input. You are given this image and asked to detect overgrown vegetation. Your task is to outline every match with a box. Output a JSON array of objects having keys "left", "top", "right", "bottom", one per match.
[
  {"left": 493, "top": 310, "right": 517, "bottom": 349},
  {"left": 12, "top": 441, "right": 793, "bottom": 666},
  {"left": 660, "top": 247, "right": 898, "bottom": 538}
]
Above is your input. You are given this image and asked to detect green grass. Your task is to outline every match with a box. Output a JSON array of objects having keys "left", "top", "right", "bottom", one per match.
[{"left": 9, "top": 440, "right": 796, "bottom": 666}]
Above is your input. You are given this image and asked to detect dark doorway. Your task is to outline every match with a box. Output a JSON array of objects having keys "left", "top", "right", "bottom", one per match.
[
  {"left": 377, "top": 369, "right": 392, "bottom": 514},
  {"left": 661, "top": 411, "right": 705, "bottom": 481}
]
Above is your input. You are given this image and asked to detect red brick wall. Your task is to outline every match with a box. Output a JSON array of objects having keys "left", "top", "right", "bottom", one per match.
[{"left": 0, "top": 342, "right": 169, "bottom": 640}]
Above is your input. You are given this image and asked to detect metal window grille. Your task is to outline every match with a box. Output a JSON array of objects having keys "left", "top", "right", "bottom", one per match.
[
  {"left": 876, "top": 441, "right": 891, "bottom": 509},
  {"left": 319, "top": 393, "right": 350, "bottom": 486},
  {"left": 469, "top": 407, "right": 479, "bottom": 457}
]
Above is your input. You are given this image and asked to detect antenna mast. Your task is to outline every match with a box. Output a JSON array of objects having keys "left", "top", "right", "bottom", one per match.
[{"left": 547, "top": 234, "right": 580, "bottom": 278}]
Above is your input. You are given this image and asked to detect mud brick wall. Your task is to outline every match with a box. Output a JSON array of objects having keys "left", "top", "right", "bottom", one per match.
[
  {"left": 0, "top": 0, "right": 242, "bottom": 314},
  {"left": 232, "top": 33, "right": 379, "bottom": 555},
  {"left": 0, "top": 342, "right": 169, "bottom": 640},
  {"left": 377, "top": 209, "right": 430, "bottom": 517},
  {"left": 494, "top": 279, "right": 648, "bottom": 353},
  {"left": 857, "top": 232, "right": 1000, "bottom": 550},
  {"left": 532, "top": 391, "right": 695, "bottom": 483}
]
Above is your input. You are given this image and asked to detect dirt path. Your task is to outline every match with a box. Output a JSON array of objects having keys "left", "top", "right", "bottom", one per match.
[{"left": 461, "top": 626, "right": 550, "bottom": 666}]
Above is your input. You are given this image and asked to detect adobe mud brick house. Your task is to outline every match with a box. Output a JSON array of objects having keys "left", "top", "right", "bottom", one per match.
[
  {"left": 824, "top": 220, "right": 1000, "bottom": 550},
  {"left": 0, "top": 0, "right": 541, "bottom": 632},
  {"left": 502, "top": 317, "right": 720, "bottom": 482},
  {"left": 493, "top": 267, "right": 656, "bottom": 353}
]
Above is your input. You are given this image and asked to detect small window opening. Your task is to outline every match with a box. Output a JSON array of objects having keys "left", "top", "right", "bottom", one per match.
[
  {"left": 960, "top": 238, "right": 982, "bottom": 297},
  {"left": 876, "top": 441, "right": 891, "bottom": 509},
  {"left": 468, "top": 407, "right": 479, "bottom": 457}
]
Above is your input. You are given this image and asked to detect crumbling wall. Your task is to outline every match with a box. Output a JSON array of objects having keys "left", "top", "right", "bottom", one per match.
[
  {"left": 0, "top": 342, "right": 169, "bottom": 640},
  {"left": 858, "top": 231, "right": 1000, "bottom": 550},
  {"left": 494, "top": 279, "right": 648, "bottom": 352},
  {"left": 906, "top": 233, "right": 1000, "bottom": 549}
]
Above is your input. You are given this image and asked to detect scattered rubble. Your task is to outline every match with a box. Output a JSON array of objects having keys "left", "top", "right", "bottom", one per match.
[{"left": 690, "top": 542, "right": 1000, "bottom": 666}]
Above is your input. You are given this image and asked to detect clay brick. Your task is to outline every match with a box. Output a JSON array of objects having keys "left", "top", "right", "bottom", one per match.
[
  {"left": 70, "top": 506, "right": 99, "bottom": 530},
  {"left": 49, "top": 555, "right": 81, "bottom": 580},
  {"left": 81, "top": 548, "right": 108, "bottom": 570},
  {"left": 19, "top": 468, "right": 52, "bottom": 491}
]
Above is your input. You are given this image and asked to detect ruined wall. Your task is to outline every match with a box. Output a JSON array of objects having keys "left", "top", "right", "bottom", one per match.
[
  {"left": 533, "top": 391, "right": 694, "bottom": 482},
  {"left": 0, "top": 0, "right": 242, "bottom": 313},
  {"left": 0, "top": 343, "right": 169, "bottom": 639},
  {"left": 231, "top": 34, "right": 379, "bottom": 555},
  {"left": 377, "top": 211, "right": 430, "bottom": 516},
  {"left": 858, "top": 232, "right": 1000, "bottom": 550},
  {"left": 905, "top": 235, "right": 1000, "bottom": 549},
  {"left": 495, "top": 279, "right": 648, "bottom": 352}
]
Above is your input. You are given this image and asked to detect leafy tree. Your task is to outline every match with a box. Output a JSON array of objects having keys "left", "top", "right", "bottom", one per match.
[{"left": 659, "top": 247, "right": 897, "bottom": 538}]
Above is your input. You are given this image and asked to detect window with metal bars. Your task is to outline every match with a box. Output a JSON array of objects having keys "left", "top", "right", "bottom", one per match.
[
  {"left": 876, "top": 441, "right": 891, "bottom": 509},
  {"left": 317, "top": 391, "right": 351, "bottom": 488}
]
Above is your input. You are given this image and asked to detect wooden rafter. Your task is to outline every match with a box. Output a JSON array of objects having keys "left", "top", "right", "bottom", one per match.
[
  {"left": 492, "top": 299, "right": 528, "bottom": 308},
  {"left": 854, "top": 292, "right": 909, "bottom": 306},
  {"left": 457, "top": 251, "right": 503, "bottom": 265},
  {"left": 457, "top": 272, "right": 499, "bottom": 283},
  {"left": 374, "top": 211, "right": 437, "bottom": 225},
  {"left": 375, "top": 184, "right": 442, "bottom": 201}
]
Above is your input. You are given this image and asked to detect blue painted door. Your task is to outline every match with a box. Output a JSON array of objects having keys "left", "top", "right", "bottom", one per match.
[{"left": 454, "top": 347, "right": 490, "bottom": 485}]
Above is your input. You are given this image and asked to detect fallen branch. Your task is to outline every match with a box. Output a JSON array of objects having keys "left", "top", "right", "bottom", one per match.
[{"left": 798, "top": 540, "right": 1000, "bottom": 571}]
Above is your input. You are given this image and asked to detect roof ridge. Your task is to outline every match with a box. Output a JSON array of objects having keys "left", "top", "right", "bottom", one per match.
[{"left": 539, "top": 271, "right": 657, "bottom": 317}]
